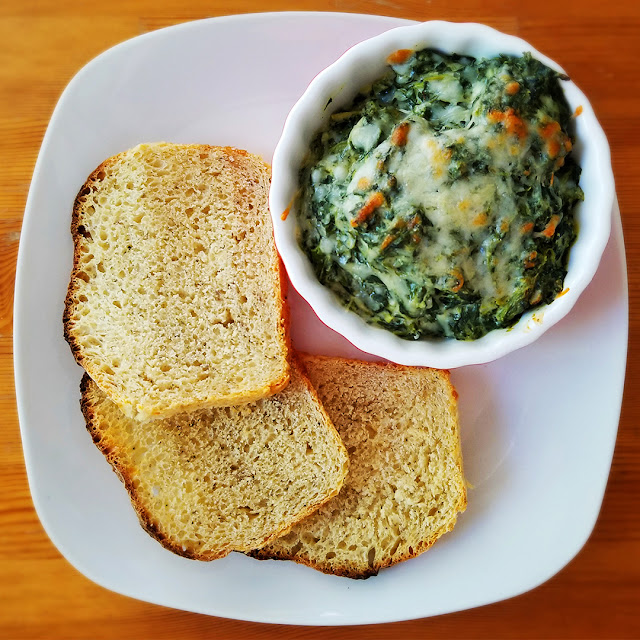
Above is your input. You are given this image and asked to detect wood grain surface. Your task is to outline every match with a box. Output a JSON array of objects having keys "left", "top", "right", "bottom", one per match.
[{"left": 1, "top": 1, "right": 638, "bottom": 638}]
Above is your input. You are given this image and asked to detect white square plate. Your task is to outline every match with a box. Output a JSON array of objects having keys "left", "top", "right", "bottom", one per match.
[{"left": 14, "top": 12, "right": 628, "bottom": 625}]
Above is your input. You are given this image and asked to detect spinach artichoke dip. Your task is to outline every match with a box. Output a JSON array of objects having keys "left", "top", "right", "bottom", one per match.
[{"left": 297, "top": 49, "right": 584, "bottom": 340}]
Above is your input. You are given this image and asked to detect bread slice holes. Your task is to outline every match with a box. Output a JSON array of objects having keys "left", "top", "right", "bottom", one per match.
[
  {"left": 219, "top": 310, "right": 234, "bottom": 327},
  {"left": 365, "top": 424, "right": 377, "bottom": 439},
  {"left": 97, "top": 262, "right": 105, "bottom": 273},
  {"left": 159, "top": 364, "right": 171, "bottom": 373},
  {"left": 428, "top": 507, "right": 438, "bottom": 516},
  {"left": 202, "top": 205, "right": 211, "bottom": 214},
  {"left": 237, "top": 506, "right": 258, "bottom": 520},
  {"left": 97, "top": 362, "right": 114, "bottom": 376},
  {"left": 325, "top": 552, "right": 336, "bottom": 560},
  {"left": 112, "top": 300, "right": 122, "bottom": 309},
  {"left": 367, "top": 547, "right": 376, "bottom": 568},
  {"left": 78, "top": 295, "right": 88, "bottom": 303},
  {"left": 390, "top": 539, "right": 402, "bottom": 556},
  {"left": 77, "top": 271, "right": 91, "bottom": 283},
  {"left": 305, "top": 444, "right": 313, "bottom": 456}
]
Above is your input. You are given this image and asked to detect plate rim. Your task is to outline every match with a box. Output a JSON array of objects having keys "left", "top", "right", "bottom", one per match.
[{"left": 12, "top": 11, "right": 629, "bottom": 626}]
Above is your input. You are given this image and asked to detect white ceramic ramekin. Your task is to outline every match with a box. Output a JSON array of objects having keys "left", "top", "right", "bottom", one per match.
[{"left": 270, "top": 21, "right": 615, "bottom": 368}]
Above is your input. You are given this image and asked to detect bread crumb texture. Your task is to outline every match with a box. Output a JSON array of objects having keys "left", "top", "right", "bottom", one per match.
[
  {"left": 64, "top": 143, "right": 289, "bottom": 420},
  {"left": 251, "top": 355, "right": 467, "bottom": 579},
  {"left": 81, "top": 358, "right": 348, "bottom": 560}
]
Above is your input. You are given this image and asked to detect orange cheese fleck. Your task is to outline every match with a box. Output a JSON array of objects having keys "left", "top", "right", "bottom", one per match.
[
  {"left": 521, "top": 222, "right": 534, "bottom": 234},
  {"left": 505, "top": 81, "right": 520, "bottom": 95},
  {"left": 391, "top": 122, "right": 410, "bottom": 146},
  {"left": 351, "top": 191, "right": 385, "bottom": 227},
  {"left": 380, "top": 234, "right": 394, "bottom": 250},
  {"left": 387, "top": 49, "right": 413, "bottom": 65},
  {"left": 546, "top": 138, "right": 561, "bottom": 158},
  {"left": 407, "top": 214, "right": 421, "bottom": 229},
  {"left": 542, "top": 214, "right": 561, "bottom": 238},
  {"left": 451, "top": 269, "right": 464, "bottom": 293},
  {"left": 472, "top": 211, "right": 488, "bottom": 226},
  {"left": 539, "top": 121, "right": 561, "bottom": 139},
  {"left": 488, "top": 108, "right": 528, "bottom": 139},
  {"left": 357, "top": 177, "right": 371, "bottom": 191}
]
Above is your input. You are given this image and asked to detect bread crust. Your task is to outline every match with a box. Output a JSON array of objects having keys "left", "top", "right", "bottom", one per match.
[{"left": 64, "top": 144, "right": 290, "bottom": 420}]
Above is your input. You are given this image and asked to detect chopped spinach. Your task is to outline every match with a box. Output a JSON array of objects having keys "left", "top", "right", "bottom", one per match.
[{"left": 297, "top": 49, "right": 583, "bottom": 340}]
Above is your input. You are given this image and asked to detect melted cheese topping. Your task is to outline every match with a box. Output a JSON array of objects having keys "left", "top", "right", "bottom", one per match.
[{"left": 298, "top": 49, "right": 581, "bottom": 340}]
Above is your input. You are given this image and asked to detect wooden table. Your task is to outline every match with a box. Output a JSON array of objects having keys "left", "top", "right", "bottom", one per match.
[{"left": 1, "top": 1, "right": 638, "bottom": 638}]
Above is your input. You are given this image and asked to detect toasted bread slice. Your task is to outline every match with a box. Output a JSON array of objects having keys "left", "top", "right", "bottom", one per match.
[
  {"left": 64, "top": 143, "right": 289, "bottom": 420},
  {"left": 80, "top": 357, "right": 349, "bottom": 561},
  {"left": 250, "top": 354, "right": 466, "bottom": 579}
]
